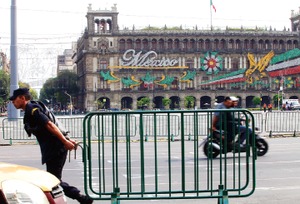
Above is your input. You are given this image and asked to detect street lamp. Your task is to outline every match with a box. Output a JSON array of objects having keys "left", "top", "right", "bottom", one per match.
[{"left": 64, "top": 91, "right": 72, "bottom": 116}]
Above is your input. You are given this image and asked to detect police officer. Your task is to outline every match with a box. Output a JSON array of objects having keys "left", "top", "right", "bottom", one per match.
[{"left": 10, "top": 88, "right": 93, "bottom": 204}]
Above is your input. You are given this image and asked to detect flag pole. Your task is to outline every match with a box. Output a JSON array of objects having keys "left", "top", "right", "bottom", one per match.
[{"left": 210, "top": 3, "right": 212, "bottom": 30}]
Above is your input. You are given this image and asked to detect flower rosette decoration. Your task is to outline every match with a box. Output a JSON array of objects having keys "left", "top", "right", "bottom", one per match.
[{"left": 201, "top": 51, "right": 223, "bottom": 75}]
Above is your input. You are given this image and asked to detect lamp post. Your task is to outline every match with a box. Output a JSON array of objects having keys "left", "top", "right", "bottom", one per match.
[{"left": 64, "top": 91, "right": 72, "bottom": 116}]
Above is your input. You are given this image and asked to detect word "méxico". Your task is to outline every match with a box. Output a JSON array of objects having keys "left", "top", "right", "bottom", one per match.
[{"left": 121, "top": 49, "right": 178, "bottom": 67}]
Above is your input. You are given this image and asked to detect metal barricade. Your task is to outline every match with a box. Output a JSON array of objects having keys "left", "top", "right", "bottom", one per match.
[
  {"left": 265, "top": 111, "right": 300, "bottom": 136},
  {"left": 82, "top": 109, "right": 256, "bottom": 204},
  {"left": 1, "top": 116, "right": 85, "bottom": 143}
]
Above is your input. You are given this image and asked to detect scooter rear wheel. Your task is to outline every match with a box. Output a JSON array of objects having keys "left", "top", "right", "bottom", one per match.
[
  {"left": 256, "top": 138, "right": 268, "bottom": 156},
  {"left": 203, "top": 142, "right": 220, "bottom": 159}
]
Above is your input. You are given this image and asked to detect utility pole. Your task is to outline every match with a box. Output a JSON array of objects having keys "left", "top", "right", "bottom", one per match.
[
  {"left": 8, "top": 0, "right": 20, "bottom": 119},
  {"left": 64, "top": 91, "right": 72, "bottom": 116}
]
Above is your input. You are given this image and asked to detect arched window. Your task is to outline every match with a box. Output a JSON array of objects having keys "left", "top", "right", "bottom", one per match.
[
  {"left": 106, "top": 19, "right": 112, "bottom": 32},
  {"left": 214, "top": 39, "right": 219, "bottom": 50},
  {"left": 236, "top": 39, "right": 241, "bottom": 50},
  {"left": 273, "top": 40, "right": 278, "bottom": 50},
  {"left": 244, "top": 39, "right": 249, "bottom": 49},
  {"left": 167, "top": 39, "right": 173, "bottom": 50},
  {"left": 258, "top": 39, "right": 264, "bottom": 50},
  {"left": 119, "top": 39, "right": 125, "bottom": 51},
  {"left": 136, "top": 39, "right": 141, "bottom": 50},
  {"left": 126, "top": 39, "right": 133, "bottom": 49},
  {"left": 205, "top": 39, "right": 210, "bottom": 50},
  {"left": 293, "top": 40, "right": 299, "bottom": 48},
  {"left": 142, "top": 39, "right": 149, "bottom": 50},
  {"left": 158, "top": 39, "right": 165, "bottom": 51},
  {"left": 151, "top": 39, "right": 157, "bottom": 50},
  {"left": 182, "top": 39, "right": 188, "bottom": 51},
  {"left": 279, "top": 40, "right": 285, "bottom": 50},
  {"left": 228, "top": 39, "right": 234, "bottom": 49},
  {"left": 265, "top": 40, "right": 270, "bottom": 50},
  {"left": 287, "top": 40, "right": 293, "bottom": 50},
  {"left": 250, "top": 39, "right": 255, "bottom": 49},
  {"left": 174, "top": 39, "right": 180, "bottom": 50},
  {"left": 190, "top": 39, "right": 196, "bottom": 51},
  {"left": 198, "top": 39, "right": 204, "bottom": 50},
  {"left": 220, "top": 39, "right": 226, "bottom": 49}
]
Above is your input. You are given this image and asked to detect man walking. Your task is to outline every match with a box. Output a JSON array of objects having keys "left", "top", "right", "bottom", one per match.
[{"left": 9, "top": 88, "right": 93, "bottom": 204}]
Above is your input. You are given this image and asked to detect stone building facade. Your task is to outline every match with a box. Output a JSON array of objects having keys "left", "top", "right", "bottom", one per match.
[{"left": 74, "top": 4, "right": 300, "bottom": 111}]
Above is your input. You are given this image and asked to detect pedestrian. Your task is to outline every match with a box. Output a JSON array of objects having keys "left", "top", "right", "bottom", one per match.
[
  {"left": 268, "top": 103, "right": 273, "bottom": 112},
  {"left": 282, "top": 103, "right": 286, "bottom": 111},
  {"left": 9, "top": 88, "right": 93, "bottom": 204},
  {"left": 263, "top": 103, "right": 267, "bottom": 112}
]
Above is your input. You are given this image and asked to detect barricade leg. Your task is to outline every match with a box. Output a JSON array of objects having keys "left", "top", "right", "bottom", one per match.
[
  {"left": 111, "top": 187, "right": 120, "bottom": 204},
  {"left": 218, "top": 185, "right": 229, "bottom": 204}
]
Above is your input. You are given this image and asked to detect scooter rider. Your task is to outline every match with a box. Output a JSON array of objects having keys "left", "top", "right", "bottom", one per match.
[
  {"left": 212, "top": 97, "right": 236, "bottom": 148},
  {"left": 212, "top": 96, "right": 246, "bottom": 151}
]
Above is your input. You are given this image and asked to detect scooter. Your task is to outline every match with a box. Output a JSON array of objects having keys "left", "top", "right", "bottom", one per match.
[{"left": 200, "top": 124, "right": 268, "bottom": 159}]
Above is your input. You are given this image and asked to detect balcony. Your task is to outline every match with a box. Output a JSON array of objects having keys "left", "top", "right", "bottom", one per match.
[{"left": 97, "top": 88, "right": 111, "bottom": 92}]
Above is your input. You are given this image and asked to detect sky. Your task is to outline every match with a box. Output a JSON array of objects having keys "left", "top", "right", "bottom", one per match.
[{"left": 0, "top": 0, "right": 299, "bottom": 87}]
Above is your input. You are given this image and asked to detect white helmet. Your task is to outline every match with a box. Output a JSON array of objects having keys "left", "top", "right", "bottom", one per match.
[{"left": 230, "top": 96, "right": 239, "bottom": 101}]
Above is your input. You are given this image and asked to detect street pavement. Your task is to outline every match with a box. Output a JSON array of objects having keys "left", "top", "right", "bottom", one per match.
[{"left": 1, "top": 136, "right": 300, "bottom": 204}]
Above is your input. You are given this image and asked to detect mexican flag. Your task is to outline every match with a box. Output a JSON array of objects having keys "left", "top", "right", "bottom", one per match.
[{"left": 210, "top": 0, "right": 216, "bottom": 12}]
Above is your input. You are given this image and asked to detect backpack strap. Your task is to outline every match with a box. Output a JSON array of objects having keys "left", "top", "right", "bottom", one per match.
[{"left": 30, "top": 100, "right": 56, "bottom": 124}]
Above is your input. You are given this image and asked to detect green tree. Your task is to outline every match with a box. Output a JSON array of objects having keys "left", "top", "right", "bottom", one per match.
[
  {"left": 252, "top": 96, "right": 261, "bottom": 107},
  {"left": 96, "top": 100, "right": 105, "bottom": 110},
  {"left": 0, "top": 70, "right": 10, "bottom": 105},
  {"left": 162, "top": 98, "right": 171, "bottom": 109},
  {"left": 137, "top": 97, "right": 150, "bottom": 109},
  {"left": 273, "top": 94, "right": 283, "bottom": 107},
  {"left": 18, "top": 82, "right": 38, "bottom": 100},
  {"left": 184, "top": 96, "right": 195, "bottom": 109},
  {"left": 39, "top": 71, "right": 79, "bottom": 108},
  {"left": 0, "top": 71, "right": 38, "bottom": 105}
]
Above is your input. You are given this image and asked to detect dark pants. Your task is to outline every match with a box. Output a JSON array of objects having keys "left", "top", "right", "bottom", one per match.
[
  {"left": 238, "top": 125, "right": 252, "bottom": 144},
  {"left": 46, "top": 151, "right": 81, "bottom": 200}
]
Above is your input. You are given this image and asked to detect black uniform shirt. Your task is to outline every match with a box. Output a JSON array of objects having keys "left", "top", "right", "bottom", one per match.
[{"left": 23, "top": 101, "right": 66, "bottom": 164}]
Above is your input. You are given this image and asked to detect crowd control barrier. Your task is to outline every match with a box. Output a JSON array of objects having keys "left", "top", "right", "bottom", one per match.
[
  {"left": 1, "top": 116, "right": 85, "bottom": 144},
  {"left": 82, "top": 109, "right": 257, "bottom": 204},
  {"left": 2, "top": 110, "right": 300, "bottom": 144}
]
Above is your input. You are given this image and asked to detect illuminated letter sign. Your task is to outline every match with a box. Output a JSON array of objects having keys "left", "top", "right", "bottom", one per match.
[{"left": 121, "top": 49, "right": 178, "bottom": 67}]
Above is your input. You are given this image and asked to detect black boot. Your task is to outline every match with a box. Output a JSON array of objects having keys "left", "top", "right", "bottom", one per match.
[{"left": 76, "top": 194, "right": 93, "bottom": 204}]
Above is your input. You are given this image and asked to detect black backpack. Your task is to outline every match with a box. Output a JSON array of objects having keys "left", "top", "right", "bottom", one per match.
[{"left": 30, "top": 100, "right": 68, "bottom": 136}]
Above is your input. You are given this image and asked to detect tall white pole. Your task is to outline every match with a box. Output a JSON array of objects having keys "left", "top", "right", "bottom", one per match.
[{"left": 8, "top": 0, "right": 20, "bottom": 119}]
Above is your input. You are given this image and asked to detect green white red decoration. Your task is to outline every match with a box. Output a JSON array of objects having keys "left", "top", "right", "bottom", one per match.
[{"left": 201, "top": 51, "right": 223, "bottom": 75}]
